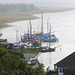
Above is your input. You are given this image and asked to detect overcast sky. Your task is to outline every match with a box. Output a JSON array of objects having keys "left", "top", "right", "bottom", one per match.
[{"left": 0, "top": 0, "right": 75, "bottom": 7}]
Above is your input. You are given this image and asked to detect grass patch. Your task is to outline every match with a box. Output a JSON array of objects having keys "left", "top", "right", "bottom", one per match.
[
  {"left": 0, "top": 12, "right": 38, "bottom": 29},
  {"left": 0, "top": 23, "right": 10, "bottom": 28},
  {"left": 0, "top": 12, "right": 38, "bottom": 23},
  {"left": 8, "top": 48, "right": 39, "bottom": 54}
]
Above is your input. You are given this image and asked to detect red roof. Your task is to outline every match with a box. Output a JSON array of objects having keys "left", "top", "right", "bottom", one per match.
[{"left": 0, "top": 42, "right": 13, "bottom": 45}]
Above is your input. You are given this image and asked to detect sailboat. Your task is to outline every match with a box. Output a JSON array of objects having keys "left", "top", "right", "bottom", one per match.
[
  {"left": 21, "top": 19, "right": 41, "bottom": 48},
  {"left": 35, "top": 13, "right": 58, "bottom": 42},
  {"left": 40, "top": 28, "right": 55, "bottom": 52},
  {"left": 42, "top": 22, "right": 58, "bottom": 42},
  {"left": 40, "top": 47, "right": 55, "bottom": 52}
]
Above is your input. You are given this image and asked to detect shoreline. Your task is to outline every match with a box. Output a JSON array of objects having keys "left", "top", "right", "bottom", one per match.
[
  {"left": 0, "top": 7, "right": 75, "bottom": 29},
  {"left": 38, "top": 7, "right": 75, "bottom": 13}
]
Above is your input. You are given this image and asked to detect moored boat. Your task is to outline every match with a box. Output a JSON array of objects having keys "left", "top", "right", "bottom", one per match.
[
  {"left": 40, "top": 47, "right": 55, "bottom": 52},
  {"left": 35, "top": 33, "right": 58, "bottom": 42}
]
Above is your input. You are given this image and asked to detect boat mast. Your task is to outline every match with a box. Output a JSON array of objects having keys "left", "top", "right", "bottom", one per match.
[
  {"left": 49, "top": 23, "right": 51, "bottom": 48},
  {"left": 47, "top": 21, "right": 48, "bottom": 33},
  {"left": 47, "top": 17, "right": 49, "bottom": 33},
  {"left": 29, "top": 19, "right": 32, "bottom": 35},
  {"left": 15, "top": 26, "right": 19, "bottom": 44},
  {"left": 28, "top": 26, "right": 29, "bottom": 41},
  {"left": 16, "top": 29, "right": 18, "bottom": 44},
  {"left": 29, "top": 19, "right": 32, "bottom": 41},
  {"left": 41, "top": 11, "right": 43, "bottom": 34},
  {"left": 47, "top": 18, "right": 49, "bottom": 33},
  {"left": 50, "top": 23, "right": 51, "bottom": 36}
]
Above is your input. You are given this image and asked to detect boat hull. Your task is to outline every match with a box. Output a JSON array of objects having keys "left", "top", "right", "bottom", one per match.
[
  {"left": 41, "top": 48, "right": 55, "bottom": 52},
  {"left": 42, "top": 38, "right": 58, "bottom": 42}
]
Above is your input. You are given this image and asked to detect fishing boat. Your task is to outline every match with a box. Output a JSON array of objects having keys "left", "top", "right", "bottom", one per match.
[
  {"left": 35, "top": 23, "right": 58, "bottom": 42},
  {"left": 33, "top": 43, "right": 55, "bottom": 53},
  {"left": 21, "top": 13, "right": 58, "bottom": 49},
  {"left": 40, "top": 47, "right": 55, "bottom": 52},
  {"left": 38, "top": 22, "right": 56, "bottom": 52},
  {"left": 21, "top": 20, "right": 41, "bottom": 48},
  {"left": 35, "top": 33, "right": 58, "bottom": 42},
  {"left": 35, "top": 12, "right": 58, "bottom": 42}
]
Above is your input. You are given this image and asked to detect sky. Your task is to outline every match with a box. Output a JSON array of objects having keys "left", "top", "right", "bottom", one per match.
[{"left": 0, "top": 0, "right": 75, "bottom": 7}]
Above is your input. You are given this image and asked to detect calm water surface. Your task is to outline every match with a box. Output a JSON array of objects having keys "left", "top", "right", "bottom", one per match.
[{"left": 1, "top": 10, "right": 75, "bottom": 70}]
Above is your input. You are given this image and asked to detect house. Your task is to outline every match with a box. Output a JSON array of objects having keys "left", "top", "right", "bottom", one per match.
[
  {"left": 0, "top": 42, "right": 13, "bottom": 49},
  {"left": 54, "top": 52, "right": 75, "bottom": 75}
]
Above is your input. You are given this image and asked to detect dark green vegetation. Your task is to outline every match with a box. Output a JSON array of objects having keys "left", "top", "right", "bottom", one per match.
[
  {"left": 0, "top": 47, "right": 45, "bottom": 75},
  {"left": 46, "top": 70, "right": 58, "bottom": 75}
]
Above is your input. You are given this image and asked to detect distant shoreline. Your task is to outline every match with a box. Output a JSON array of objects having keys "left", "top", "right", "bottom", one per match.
[
  {"left": 38, "top": 7, "right": 75, "bottom": 13},
  {"left": 0, "top": 7, "right": 75, "bottom": 29}
]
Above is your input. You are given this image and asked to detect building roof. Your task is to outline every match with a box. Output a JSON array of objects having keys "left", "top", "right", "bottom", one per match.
[
  {"left": 54, "top": 52, "right": 75, "bottom": 68},
  {"left": 0, "top": 42, "right": 13, "bottom": 45}
]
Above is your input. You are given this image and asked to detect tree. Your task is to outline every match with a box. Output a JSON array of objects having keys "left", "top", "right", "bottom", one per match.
[
  {"left": 0, "top": 4, "right": 38, "bottom": 12},
  {"left": 35, "top": 62, "right": 44, "bottom": 75},
  {"left": 0, "top": 48, "right": 35, "bottom": 75},
  {"left": 0, "top": 48, "right": 7, "bottom": 58},
  {"left": 0, "top": 48, "right": 46, "bottom": 75}
]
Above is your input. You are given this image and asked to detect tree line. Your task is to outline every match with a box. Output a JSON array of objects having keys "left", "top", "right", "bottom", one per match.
[{"left": 0, "top": 4, "right": 38, "bottom": 13}]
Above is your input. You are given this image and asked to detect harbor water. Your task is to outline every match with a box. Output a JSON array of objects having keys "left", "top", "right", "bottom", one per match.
[{"left": 0, "top": 10, "right": 75, "bottom": 70}]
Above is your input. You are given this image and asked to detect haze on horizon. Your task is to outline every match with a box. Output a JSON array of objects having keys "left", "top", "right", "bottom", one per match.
[{"left": 0, "top": 0, "right": 75, "bottom": 7}]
